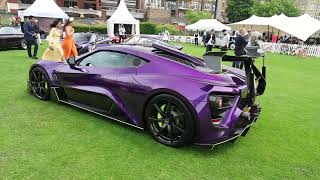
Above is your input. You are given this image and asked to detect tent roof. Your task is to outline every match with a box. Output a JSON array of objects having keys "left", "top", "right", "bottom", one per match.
[
  {"left": 185, "top": 19, "right": 231, "bottom": 31},
  {"left": 22, "top": 0, "right": 68, "bottom": 19},
  {"left": 230, "top": 14, "right": 320, "bottom": 41},
  {"left": 271, "top": 14, "right": 320, "bottom": 41},
  {"left": 231, "top": 15, "right": 276, "bottom": 26},
  {"left": 107, "top": 0, "right": 138, "bottom": 25}
]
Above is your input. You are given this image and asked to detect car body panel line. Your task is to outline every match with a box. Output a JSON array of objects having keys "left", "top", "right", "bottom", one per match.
[{"left": 51, "top": 87, "right": 144, "bottom": 130}]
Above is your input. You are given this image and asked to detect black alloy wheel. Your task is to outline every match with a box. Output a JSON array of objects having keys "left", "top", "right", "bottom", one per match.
[
  {"left": 145, "top": 94, "right": 194, "bottom": 147},
  {"left": 29, "top": 67, "right": 50, "bottom": 100}
]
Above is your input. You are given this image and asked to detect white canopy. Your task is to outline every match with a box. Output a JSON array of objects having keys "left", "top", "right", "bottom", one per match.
[
  {"left": 107, "top": 0, "right": 140, "bottom": 37},
  {"left": 230, "top": 14, "right": 320, "bottom": 41},
  {"left": 21, "top": 0, "right": 68, "bottom": 19},
  {"left": 185, "top": 19, "right": 231, "bottom": 31},
  {"left": 271, "top": 14, "right": 320, "bottom": 41},
  {"left": 231, "top": 15, "right": 278, "bottom": 26}
]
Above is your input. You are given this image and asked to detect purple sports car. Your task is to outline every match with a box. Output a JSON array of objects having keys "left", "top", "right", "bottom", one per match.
[{"left": 28, "top": 43, "right": 266, "bottom": 147}]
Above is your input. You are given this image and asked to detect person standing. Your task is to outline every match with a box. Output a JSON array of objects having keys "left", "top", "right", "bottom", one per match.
[
  {"left": 162, "top": 27, "right": 170, "bottom": 43},
  {"left": 118, "top": 24, "right": 125, "bottom": 43},
  {"left": 23, "top": 16, "right": 38, "bottom": 59},
  {"left": 205, "top": 29, "right": 215, "bottom": 52},
  {"left": 33, "top": 18, "right": 42, "bottom": 45},
  {"left": 221, "top": 29, "right": 230, "bottom": 51},
  {"left": 62, "top": 18, "right": 78, "bottom": 60},
  {"left": 194, "top": 30, "right": 199, "bottom": 46},
  {"left": 42, "top": 19, "right": 64, "bottom": 61},
  {"left": 233, "top": 28, "right": 248, "bottom": 69}
]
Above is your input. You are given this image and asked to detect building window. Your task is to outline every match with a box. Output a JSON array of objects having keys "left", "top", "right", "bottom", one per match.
[
  {"left": 20, "top": 0, "right": 35, "bottom": 4},
  {"left": 64, "top": 0, "right": 77, "bottom": 7},
  {"left": 84, "top": 2, "right": 97, "bottom": 9}
]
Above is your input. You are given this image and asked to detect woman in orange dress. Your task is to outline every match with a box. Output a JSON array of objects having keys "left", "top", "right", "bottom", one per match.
[{"left": 62, "top": 18, "right": 78, "bottom": 60}]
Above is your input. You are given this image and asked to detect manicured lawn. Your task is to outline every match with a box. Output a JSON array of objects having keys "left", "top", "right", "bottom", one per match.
[{"left": 0, "top": 43, "right": 319, "bottom": 179}]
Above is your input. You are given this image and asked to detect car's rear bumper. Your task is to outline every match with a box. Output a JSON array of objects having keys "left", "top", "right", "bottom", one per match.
[{"left": 194, "top": 103, "right": 261, "bottom": 147}]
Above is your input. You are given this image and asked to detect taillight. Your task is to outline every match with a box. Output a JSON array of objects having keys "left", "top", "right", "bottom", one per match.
[{"left": 209, "top": 95, "right": 235, "bottom": 126}]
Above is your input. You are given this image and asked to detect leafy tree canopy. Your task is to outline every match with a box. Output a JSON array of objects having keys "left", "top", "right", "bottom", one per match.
[{"left": 185, "top": 10, "right": 211, "bottom": 24}]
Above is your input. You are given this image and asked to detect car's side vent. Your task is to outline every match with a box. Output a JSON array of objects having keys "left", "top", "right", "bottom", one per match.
[{"left": 156, "top": 52, "right": 196, "bottom": 68}]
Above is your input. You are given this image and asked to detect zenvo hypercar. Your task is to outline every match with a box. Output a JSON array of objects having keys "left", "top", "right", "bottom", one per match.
[{"left": 28, "top": 43, "right": 266, "bottom": 147}]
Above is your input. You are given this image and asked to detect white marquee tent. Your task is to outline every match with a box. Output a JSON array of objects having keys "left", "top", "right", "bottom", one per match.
[
  {"left": 231, "top": 15, "right": 279, "bottom": 26},
  {"left": 21, "top": 0, "right": 68, "bottom": 19},
  {"left": 230, "top": 14, "right": 320, "bottom": 41},
  {"left": 271, "top": 14, "right": 320, "bottom": 41},
  {"left": 19, "top": 0, "right": 68, "bottom": 32},
  {"left": 107, "top": 0, "right": 140, "bottom": 37},
  {"left": 186, "top": 19, "right": 231, "bottom": 31}
]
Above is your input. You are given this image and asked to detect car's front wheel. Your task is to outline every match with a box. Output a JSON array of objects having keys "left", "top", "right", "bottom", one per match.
[
  {"left": 229, "top": 43, "right": 236, "bottom": 50},
  {"left": 29, "top": 67, "right": 50, "bottom": 101},
  {"left": 145, "top": 94, "right": 195, "bottom": 147}
]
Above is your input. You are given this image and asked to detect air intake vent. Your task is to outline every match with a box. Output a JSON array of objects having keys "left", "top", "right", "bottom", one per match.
[{"left": 156, "top": 52, "right": 196, "bottom": 68}]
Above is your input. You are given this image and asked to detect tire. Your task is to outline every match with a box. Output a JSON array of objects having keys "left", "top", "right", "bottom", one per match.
[
  {"left": 145, "top": 94, "right": 195, "bottom": 147},
  {"left": 29, "top": 67, "right": 50, "bottom": 101},
  {"left": 229, "top": 43, "right": 236, "bottom": 50},
  {"left": 20, "top": 39, "right": 27, "bottom": 50}
]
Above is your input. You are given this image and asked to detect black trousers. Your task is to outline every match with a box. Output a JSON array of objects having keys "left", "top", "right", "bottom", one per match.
[
  {"left": 26, "top": 39, "right": 38, "bottom": 58},
  {"left": 195, "top": 38, "right": 198, "bottom": 46},
  {"left": 206, "top": 45, "right": 213, "bottom": 52}
]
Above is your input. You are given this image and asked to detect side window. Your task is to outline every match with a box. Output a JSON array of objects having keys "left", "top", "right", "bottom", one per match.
[
  {"left": 78, "top": 51, "right": 148, "bottom": 68},
  {"left": 78, "top": 51, "right": 127, "bottom": 68}
]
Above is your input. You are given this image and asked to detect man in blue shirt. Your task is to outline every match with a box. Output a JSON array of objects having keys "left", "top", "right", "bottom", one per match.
[{"left": 23, "top": 16, "right": 38, "bottom": 59}]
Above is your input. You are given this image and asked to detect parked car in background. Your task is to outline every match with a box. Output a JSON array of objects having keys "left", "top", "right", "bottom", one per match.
[
  {"left": 214, "top": 31, "right": 236, "bottom": 50},
  {"left": 125, "top": 35, "right": 183, "bottom": 50},
  {"left": 74, "top": 33, "right": 98, "bottom": 55},
  {"left": 0, "top": 26, "right": 27, "bottom": 50}
]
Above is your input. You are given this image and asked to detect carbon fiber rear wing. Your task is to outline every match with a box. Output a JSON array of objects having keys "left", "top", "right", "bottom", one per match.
[
  {"left": 222, "top": 55, "right": 266, "bottom": 99},
  {"left": 204, "top": 49, "right": 266, "bottom": 106}
]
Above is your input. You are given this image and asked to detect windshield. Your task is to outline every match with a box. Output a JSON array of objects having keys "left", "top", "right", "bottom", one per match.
[{"left": 0, "top": 27, "right": 22, "bottom": 34}]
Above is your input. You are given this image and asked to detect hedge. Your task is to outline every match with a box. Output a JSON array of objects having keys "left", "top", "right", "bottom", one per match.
[
  {"left": 140, "top": 22, "right": 180, "bottom": 35},
  {"left": 73, "top": 22, "right": 181, "bottom": 35},
  {"left": 73, "top": 25, "right": 106, "bottom": 34}
]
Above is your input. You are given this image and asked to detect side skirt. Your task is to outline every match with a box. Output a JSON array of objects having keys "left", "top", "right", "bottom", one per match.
[{"left": 51, "top": 87, "right": 144, "bottom": 130}]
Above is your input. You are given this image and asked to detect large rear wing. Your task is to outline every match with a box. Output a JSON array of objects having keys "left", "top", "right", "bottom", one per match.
[{"left": 204, "top": 47, "right": 266, "bottom": 105}]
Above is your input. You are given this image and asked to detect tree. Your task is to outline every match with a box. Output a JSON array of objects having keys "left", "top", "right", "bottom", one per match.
[
  {"left": 252, "top": 0, "right": 300, "bottom": 17},
  {"left": 185, "top": 10, "right": 211, "bottom": 24},
  {"left": 226, "top": 0, "right": 255, "bottom": 23}
]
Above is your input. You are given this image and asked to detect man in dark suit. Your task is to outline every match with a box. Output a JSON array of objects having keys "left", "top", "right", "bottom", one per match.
[
  {"left": 23, "top": 16, "right": 38, "bottom": 59},
  {"left": 233, "top": 28, "right": 248, "bottom": 69},
  {"left": 205, "top": 29, "right": 215, "bottom": 52}
]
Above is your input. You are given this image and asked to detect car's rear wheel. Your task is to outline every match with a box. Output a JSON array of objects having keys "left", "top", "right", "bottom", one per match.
[
  {"left": 29, "top": 67, "right": 50, "bottom": 101},
  {"left": 145, "top": 94, "right": 194, "bottom": 147},
  {"left": 20, "top": 39, "right": 27, "bottom": 50}
]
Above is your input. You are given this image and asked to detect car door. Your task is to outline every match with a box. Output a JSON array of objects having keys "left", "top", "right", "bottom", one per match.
[
  {"left": 55, "top": 50, "right": 122, "bottom": 113},
  {"left": 56, "top": 50, "right": 146, "bottom": 125}
]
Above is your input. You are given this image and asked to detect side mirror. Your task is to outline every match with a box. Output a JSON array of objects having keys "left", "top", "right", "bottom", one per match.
[{"left": 67, "top": 57, "right": 76, "bottom": 67}]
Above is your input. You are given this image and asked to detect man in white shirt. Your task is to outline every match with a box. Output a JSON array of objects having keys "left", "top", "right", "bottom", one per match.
[
  {"left": 162, "top": 28, "right": 170, "bottom": 42},
  {"left": 221, "top": 29, "right": 230, "bottom": 51},
  {"left": 118, "top": 24, "right": 125, "bottom": 43}
]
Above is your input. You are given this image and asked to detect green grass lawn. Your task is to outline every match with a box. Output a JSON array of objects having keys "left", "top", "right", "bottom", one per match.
[{"left": 0, "top": 43, "right": 319, "bottom": 179}]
